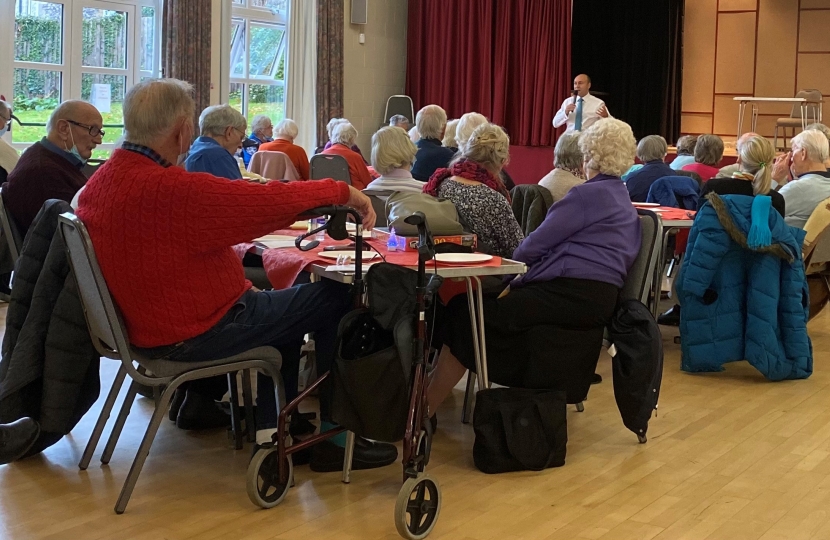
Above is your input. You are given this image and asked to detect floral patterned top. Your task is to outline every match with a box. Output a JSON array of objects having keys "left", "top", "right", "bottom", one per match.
[{"left": 437, "top": 179, "right": 524, "bottom": 258}]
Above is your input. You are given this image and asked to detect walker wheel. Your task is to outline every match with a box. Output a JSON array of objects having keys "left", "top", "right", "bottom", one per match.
[
  {"left": 575, "top": 402, "right": 585, "bottom": 413},
  {"left": 638, "top": 433, "right": 648, "bottom": 444},
  {"left": 247, "top": 447, "right": 293, "bottom": 508},
  {"left": 395, "top": 475, "right": 441, "bottom": 540}
]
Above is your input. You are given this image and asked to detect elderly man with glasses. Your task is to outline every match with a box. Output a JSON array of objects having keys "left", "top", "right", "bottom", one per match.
[
  {"left": 185, "top": 104, "right": 247, "bottom": 180},
  {"left": 1, "top": 99, "right": 102, "bottom": 233}
]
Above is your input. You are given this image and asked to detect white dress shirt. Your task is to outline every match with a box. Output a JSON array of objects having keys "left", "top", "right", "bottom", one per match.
[{"left": 552, "top": 93, "right": 610, "bottom": 133}]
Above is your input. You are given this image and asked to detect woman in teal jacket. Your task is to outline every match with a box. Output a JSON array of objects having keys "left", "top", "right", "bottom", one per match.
[{"left": 676, "top": 193, "right": 812, "bottom": 381}]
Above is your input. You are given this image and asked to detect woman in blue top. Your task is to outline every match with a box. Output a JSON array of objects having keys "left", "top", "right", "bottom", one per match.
[{"left": 427, "top": 119, "right": 642, "bottom": 413}]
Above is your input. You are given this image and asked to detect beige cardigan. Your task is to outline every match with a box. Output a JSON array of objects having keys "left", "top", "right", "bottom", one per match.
[{"left": 538, "top": 168, "right": 585, "bottom": 203}]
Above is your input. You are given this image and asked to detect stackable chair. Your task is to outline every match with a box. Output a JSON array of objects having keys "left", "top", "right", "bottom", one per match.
[
  {"left": 384, "top": 95, "right": 415, "bottom": 127},
  {"left": 310, "top": 154, "right": 351, "bottom": 184},
  {"left": 58, "top": 212, "right": 285, "bottom": 514}
]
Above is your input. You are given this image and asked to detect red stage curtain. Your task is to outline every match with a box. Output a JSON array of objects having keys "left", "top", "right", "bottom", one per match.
[{"left": 406, "top": 0, "right": 571, "bottom": 147}]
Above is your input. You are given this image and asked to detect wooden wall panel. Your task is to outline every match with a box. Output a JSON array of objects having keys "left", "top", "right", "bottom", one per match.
[
  {"left": 713, "top": 95, "right": 750, "bottom": 136},
  {"left": 682, "top": 0, "right": 718, "bottom": 113},
  {"left": 797, "top": 53, "right": 830, "bottom": 94},
  {"left": 720, "top": 0, "right": 759, "bottom": 10},
  {"left": 755, "top": 0, "right": 799, "bottom": 97},
  {"left": 681, "top": 113, "right": 715, "bottom": 134},
  {"left": 801, "top": 0, "right": 830, "bottom": 8},
  {"left": 799, "top": 10, "right": 830, "bottom": 51},
  {"left": 714, "top": 12, "right": 757, "bottom": 95}
]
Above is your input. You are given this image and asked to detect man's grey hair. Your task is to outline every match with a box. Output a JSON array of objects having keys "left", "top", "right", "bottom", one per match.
[
  {"left": 46, "top": 99, "right": 94, "bottom": 133},
  {"left": 415, "top": 104, "right": 447, "bottom": 140},
  {"left": 389, "top": 114, "right": 409, "bottom": 127},
  {"left": 250, "top": 114, "right": 272, "bottom": 136},
  {"left": 553, "top": 132, "right": 583, "bottom": 170},
  {"left": 806, "top": 123, "right": 830, "bottom": 148},
  {"left": 331, "top": 121, "right": 358, "bottom": 147},
  {"left": 199, "top": 104, "right": 247, "bottom": 138},
  {"left": 274, "top": 118, "right": 299, "bottom": 140},
  {"left": 637, "top": 135, "right": 668, "bottom": 162},
  {"left": 123, "top": 79, "right": 195, "bottom": 146},
  {"left": 792, "top": 129, "right": 830, "bottom": 163}
]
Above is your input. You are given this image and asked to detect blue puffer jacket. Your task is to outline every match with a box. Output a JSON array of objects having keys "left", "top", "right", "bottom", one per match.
[{"left": 676, "top": 194, "right": 812, "bottom": 381}]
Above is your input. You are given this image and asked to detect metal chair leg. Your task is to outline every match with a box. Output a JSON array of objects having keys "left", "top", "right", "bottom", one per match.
[
  {"left": 461, "top": 371, "right": 475, "bottom": 424},
  {"left": 114, "top": 383, "right": 178, "bottom": 514},
  {"left": 342, "top": 431, "right": 356, "bottom": 484},
  {"left": 101, "top": 379, "right": 141, "bottom": 465},
  {"left": 576, "top": 402, "right": 585, "bottom": 412},
  {"left": 241, "top": 369, "right": 256, "bottom": 442},
  {"left": 228, "top": 372, "right": 243, "bottom": 450},
  {"left": 80, "top": 365, "right": 127, "bottom": 470}
]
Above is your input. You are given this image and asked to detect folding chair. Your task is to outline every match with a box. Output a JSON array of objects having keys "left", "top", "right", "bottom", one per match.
[
  {"left": 310, "top": 154, "right": 351, "bottom": 184},
  {"left": 0, "top": 185, "right": 23, "bottom": 292},
  {"left": 58, "top": 212, "right": 285, "bottom": 514},
  {"left": 384, "top": 95, "right": 415, "bottom": 127},
  {"left": 362, "top": 189, "right": 393, "bottom": 228}
]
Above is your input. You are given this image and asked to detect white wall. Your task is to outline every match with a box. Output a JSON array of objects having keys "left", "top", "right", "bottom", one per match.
[{"left": 342, "top": 0, "right": 408, "bottom": 155}]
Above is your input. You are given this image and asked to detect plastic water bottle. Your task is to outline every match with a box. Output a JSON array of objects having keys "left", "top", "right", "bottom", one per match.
[
  {"left": 315, "top": 217, "right": 326, "bottom": 241},
  {"left": 387, "top": 227, "right": 399, "bottom": 252}
]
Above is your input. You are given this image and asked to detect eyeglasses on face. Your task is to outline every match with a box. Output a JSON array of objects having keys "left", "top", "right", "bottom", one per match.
[{"left": 67, "top": 119, "right": 105, "bottom": 138}]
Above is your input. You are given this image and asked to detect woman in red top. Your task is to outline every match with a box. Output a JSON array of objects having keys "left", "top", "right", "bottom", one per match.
[
  {"left": 682, "top": 133, "right": 724, "bottom": 181},
  {"left": 258, "top": 118, "right": 311, "bottom": 179},
  {"left": 322, "top": 121, "right": 372, "bottom": 190}
]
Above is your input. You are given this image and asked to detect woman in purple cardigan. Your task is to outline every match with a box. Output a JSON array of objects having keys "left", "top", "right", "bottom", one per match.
[{"left": 427, "top": 118, "right": 642, "bottom": 413}]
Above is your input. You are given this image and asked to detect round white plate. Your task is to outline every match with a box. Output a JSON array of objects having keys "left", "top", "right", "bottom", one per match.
[
  {"left": 318, "top": 251, "right": 380, "bottom": 260},
  {"left": 632, "top": 202, "right": 660, "bottom": 207},
  {"left": 434, "top": 253, "right": 494, "bottom": 265}
]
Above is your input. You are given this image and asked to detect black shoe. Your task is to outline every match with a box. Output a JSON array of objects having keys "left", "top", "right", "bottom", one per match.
[
  {"left": 289, "top": 416, "right": 317, "bottom": 437},
  {"left": 168, "top": 388, "right": 186, "bottom": 422},
  {"left": 310, "top": 436, "right": 398, "bottom": 472},
  {"left": 0, "top": 417, "right": 41, "bottom": 465},
  {"left": 591, "top": 373, "right": 603, "bottom": 385},
  {"left": 135, "top": 383, "right": 157, "bottom": 400},
  {"left": 175, "top": 391, "right": 231, "bottom": 431},
  {"left": 658, "top": 304, "right": 681, "bottom": 326}
]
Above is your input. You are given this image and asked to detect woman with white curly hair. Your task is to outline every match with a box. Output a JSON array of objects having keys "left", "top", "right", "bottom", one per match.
[{"left": 427, "top": 118, "right": 642, "bottom": 417}]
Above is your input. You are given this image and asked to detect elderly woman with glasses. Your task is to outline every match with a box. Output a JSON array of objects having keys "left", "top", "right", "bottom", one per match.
[
  {"left": 185, "top": 104, "right": 248, "bottom": 180},
  {"left": 2, "top": 99, "right": 102, "bottom": 233}
]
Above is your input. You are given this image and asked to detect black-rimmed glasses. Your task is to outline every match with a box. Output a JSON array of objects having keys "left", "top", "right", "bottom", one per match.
[{"left": 67, "top": 119, "right": 105, "bottom": 138}]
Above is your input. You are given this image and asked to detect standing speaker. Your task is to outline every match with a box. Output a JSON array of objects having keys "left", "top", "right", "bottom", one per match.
[{"left": 351, "top": 0, "right": 368, "bottom": 24}]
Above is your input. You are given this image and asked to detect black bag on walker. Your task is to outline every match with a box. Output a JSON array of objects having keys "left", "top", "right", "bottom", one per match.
[
  {"left": 331, "top": 263, "right": 442, "bottom": 443},
  {"left": 473, "top": 387, "right": 568, "bottom": 473}
]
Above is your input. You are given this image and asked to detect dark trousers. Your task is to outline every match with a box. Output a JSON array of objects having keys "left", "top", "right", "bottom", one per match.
[{"left": 137, "top": 280, "right": 352, "bottom": 429}]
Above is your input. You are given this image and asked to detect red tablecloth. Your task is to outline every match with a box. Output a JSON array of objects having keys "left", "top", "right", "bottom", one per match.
[{"left": 235, "top": 229, "right": 503, "bottom": 290}]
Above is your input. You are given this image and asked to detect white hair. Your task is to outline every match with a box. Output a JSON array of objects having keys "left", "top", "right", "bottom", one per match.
[
  {"left": 123, "top": 79, "right": 195, "bottom": 146},
  {"left": 327, "top": 117, "right": 347, "bottom": 139},
  {"left": 792, "top": 129, "right": 830, "bottom": 163},
  {"left": 331, "top": 121, "right": 358, "bottom": 147},
  {"left": 371, "top": 126, "right": 418, "bottom": 175},
  {"left": 442, "top": 119, "right": 460, "bottom": 149},
  {"left": 461, "top": 123, "right": 510, "bottom": 174},
  {"left": 579, "top": 118, "right": 637, "bottom": 178},
  {"left": 409, "top": 126, "right": 420, "bottom": 143},
  {"left": 274, "top": 118, "right": 299, "bottom": 140},
  {"left": 455, "top": 112, "right": 488, "bottom": 150},
  {"left": 389, "top": 114, "right": 409, "bottom": 127},
  {"left": 199, "top": 104, "right": 247, "bottom": 137},
  {"left": 636, "top": 135, "right": 668, "bottom": 162},
  {"left": 250, "top": 115, "right": 272, "bottom": 136},
  {"left": 415, "top": 104, "right": 447, "bottom": 140}
]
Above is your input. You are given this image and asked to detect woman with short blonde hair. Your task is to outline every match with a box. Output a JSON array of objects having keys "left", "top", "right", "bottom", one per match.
[
  {"left": 455, "top": 112, "right": 488, "bottom": 150},
  {"left": 578, "top": 118, "right": 637, "bottom": 178},
  {"left": 424, "top": 123, "right": 522, "bottom": 257},
  {"left": 364, "top": 126, "right": 423, "bottom": 194}
]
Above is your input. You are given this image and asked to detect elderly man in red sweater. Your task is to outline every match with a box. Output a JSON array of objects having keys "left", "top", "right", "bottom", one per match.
[{"left": 77, "top": 79, "right": 396, "bottom": 472}]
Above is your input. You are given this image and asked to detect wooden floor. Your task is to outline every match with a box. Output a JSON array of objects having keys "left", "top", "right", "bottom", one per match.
[{"left": 2, "top": 302, "right": 830, "bottom": 540}]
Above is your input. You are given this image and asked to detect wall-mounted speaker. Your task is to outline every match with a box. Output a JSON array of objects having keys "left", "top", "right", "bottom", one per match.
[{"left": 351, "top": 0, "right": 368, "bottom": 24}]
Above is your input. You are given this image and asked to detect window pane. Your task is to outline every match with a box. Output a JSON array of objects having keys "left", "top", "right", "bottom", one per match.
[
  {"left": 82, "top": 8, "right": 128, "bottom": 69},
  {"left": 249, "top": 84, "right": 284, "bottom": 123},
  {"left": 81, "top": 74, "right": 126, "bottom": 144},
  {"left": 15, "top": 1, "right": 63, "bottom": 65},
  {"left": 233, "top": 0, "right": 244, "bottom": 5},
  {"left": 230, "top": 83, "right": 245, "bottom": 115},
  {"left": 249, "top": 24, "right": 284, "bottom": 78},
  {"left": 140, "top": 7, "right": 155, "bottom": 72},
  {"left": 12, "top": 68, "right": 62, "bottom": 144},
  {"left": 231, "top": 18, "right": 246, "bottom": 77},
  {"left": 252, "top": 0, "right": 288, "bottom": 13}
]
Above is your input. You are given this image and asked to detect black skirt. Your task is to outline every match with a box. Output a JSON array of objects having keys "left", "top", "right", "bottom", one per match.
[{"left": 442, "top": 278, "right": 619, "bottom": 391}]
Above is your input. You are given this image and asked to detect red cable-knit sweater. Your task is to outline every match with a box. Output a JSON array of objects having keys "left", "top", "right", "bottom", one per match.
[{"left": 77, "top": 149, "right": 350, "bottom": 347}]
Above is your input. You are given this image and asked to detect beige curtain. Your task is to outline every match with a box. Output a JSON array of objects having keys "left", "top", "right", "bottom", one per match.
[
  {"left": 162, "top": 0, "right": 212, "bottom": 133},
  {"left": 316, "top": 0, "right": 344, "bottom": 148},
  {"left": 286, "top": 0, "right": 318, "bottom": 154}
]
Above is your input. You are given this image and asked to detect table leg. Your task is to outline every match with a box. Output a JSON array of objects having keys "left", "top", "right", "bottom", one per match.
[
  {"left": 472, "top": 276, "right": 490, "bottom": 389},
  {"left": 464, "top": 277, "right": 488, "bottom": 391},
  {"left": 801, "top": 103, "right": 807, "bottom": 130},
  {"left": 751, "top": 103, "right": 759, "bottom": 133},
  {"left": 737, "top": 101, "right": 746, "bottom": 136}
]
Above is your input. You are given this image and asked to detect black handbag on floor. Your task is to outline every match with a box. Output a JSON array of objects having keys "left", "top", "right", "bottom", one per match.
[{"left": 472, "top": 387, "right": 568, "bottom": 474}]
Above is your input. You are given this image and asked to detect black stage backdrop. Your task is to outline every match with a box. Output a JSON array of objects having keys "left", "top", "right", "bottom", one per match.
[{"left": 571, "top": 0, "right": 684, "bottom": 143}]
